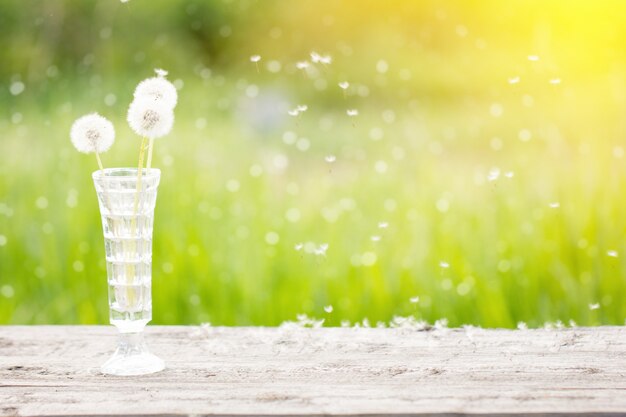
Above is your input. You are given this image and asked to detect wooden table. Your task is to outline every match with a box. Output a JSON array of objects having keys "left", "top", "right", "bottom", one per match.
[{"left": 1, "top": 325, "right": 625, "bottom": 416}]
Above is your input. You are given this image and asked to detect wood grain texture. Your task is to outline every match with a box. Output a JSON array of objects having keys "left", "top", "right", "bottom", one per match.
[{"left": 0, "top": 325, "right": 625, "bottom": 417}]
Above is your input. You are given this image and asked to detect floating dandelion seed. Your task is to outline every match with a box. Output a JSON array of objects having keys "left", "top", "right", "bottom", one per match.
[
  {"left": 325, "top": 155, "right": 336, "bottom": 163},
  {"left": 409, "top": 296, "right": 420, "bottom": 304},
  {"left": 508, "top": 76, "right": 520, "bottom": 84},
  {"left": 315, "top": 243, "right": 329, "bottom": 256},
  {"left": 371, "top": 235, "right": 381, "bottom": 242},
  {"left": 589, "top": 303, "right": 600, "bottom": 310},
  {"left": 319, "top": 55, "right": 332, "bottom": 65},
  {"left": 250, "top": 55, "right": 261, "bottom": 72},
  {"left": 517, "top": 321, "right": 528, "bottom": 330},
  {"left": 296, "top": 61, "right": 310, "bottom": 70},
  {"left": 548, "top": 202, "right": 560, "bottom": 208},
  {"left": 378, "top": 222, "right": 388, "bottom": 229},
  {"left": 439, "top": 261, "right": 450, "bottom": 268},
  {"left": 487, "top": 167, "right": 500, "bottom": 182},
  {"left": 338, "top": 81, "right": 349, "bottom": 98},
  {"left": 70, "top": 113, "right": 115, "bottom": 170},
  {"left": 346, "top": 109, "right": 359, "bottom": 117},
  {"left": 527, "top": 55, "right": 539, "bottom": 61},
  {"left": 505, "top": 171, "right": 515, "bottom": 178},
  {"left": 550, "top": 78, "right": 561, "bottom": 85},
  {"left": 294, "top": 243, "right": 303, "bottom": 251},
  {"left": 607, "top": 250, "right": 619, "bottom": 258},
  {"left": 310, "top": 51, "right": 322, "bottom": 63},
  {"left": 287, "top": 108, "right": 300, "bottom": 117},
  {"left": 324, "top": 305, "right": 333, "bottom": 313},
  {"left": 296, "top": 104, "right": 308, "bottom": 112}
]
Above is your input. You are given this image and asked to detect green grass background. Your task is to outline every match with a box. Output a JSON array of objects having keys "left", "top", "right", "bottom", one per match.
[{"left": 1, "top": 0, "right": 625, "bottom": 327}]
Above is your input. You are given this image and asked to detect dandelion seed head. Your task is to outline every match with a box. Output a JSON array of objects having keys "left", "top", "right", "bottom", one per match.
[
  {"left": 296, "top": 104, "right": 308, "bottom": 112},
  {"left": 527, "top": 55, "right": 539, "bottom": 61},
  {"left": 287, "top": 109, "right": 300, "bottom": 117},
  {"left": 517, "top": 321, "right": 528, "bottom": 330},
  {"left": 550, "top": 78, "right": 561, "bottom": 85},
  {"left": 127, "top": 97, "right": 174, "bottom": 139},
  {"left": 325, "top": 155, "right": 336, "bottom": 163},
  {"left": 324, "top": 305, "right": 333, "bottom": 313},
  {"left": 347, "top": 109, "right": 359, "bottom": 117},
  {"left": 508, "top": 76, "right": 520, "bottom": 84},
  {"left": 319, "top": 55, "right": 332, "bottom": 65},
  {"left": 607, "top": 250, "right": 619, "bottom": 258},
  {"left": 371, "top": 235, "right": 381, "bottom": 242},
  {"left": 410, "top": 296, "right": 420, "bottom": 303},
  {"left": 549, "top": 202, "right": 560, "bottom": 208},
  {"left": 250, "top": 55, "right": 261, "bottom": 63},
  {"left": 378, "top": 221, "right": 388, "bottom": 229},
  {"left": 505, "top": 171, "right": 515, "bottom": 178},
  {"left": 589, "top": 303, "right": 600, "bottom": 310},
  {"left": 338, "top": 81, "right": 350, "bottom": 90},
  {"left": 133, "top": 72, "right": 178, "bottom": 109},
  {"left": 294, "top": 243, "right": 303, "bottom": 251},
  {"left": 70, "top": 113, "right": 115, "bottom": 154},
  {"left": 439, "top": 261, "right": 450, "bottom": 268}
]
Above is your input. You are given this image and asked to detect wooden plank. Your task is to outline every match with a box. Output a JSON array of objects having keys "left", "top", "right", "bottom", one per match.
[{"left": 0, "top": 325, "right": 625, "bottom": 416}]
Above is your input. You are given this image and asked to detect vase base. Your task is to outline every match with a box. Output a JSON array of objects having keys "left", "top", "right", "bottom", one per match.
[{"left": 101, "top": 331, "right": 165, "bottom": 376}]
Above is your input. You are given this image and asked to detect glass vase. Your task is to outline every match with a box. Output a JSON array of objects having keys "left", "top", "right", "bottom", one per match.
[{"left": 92, "top": 168, "right": 164, "bottom": 376}]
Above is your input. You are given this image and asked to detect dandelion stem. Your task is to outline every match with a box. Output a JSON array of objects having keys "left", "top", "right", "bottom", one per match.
[
  {"left": 127, "top": 136, "right": 148, "bottom": 311},
  {"left": 133, "top": 137, "right": 148, "bottom": 215},
  {"left": 95, "top": 152, "right": 104, "bottom": 171},
  {"left": 146, "top": 138, "right": 155, "bottom": 171}
]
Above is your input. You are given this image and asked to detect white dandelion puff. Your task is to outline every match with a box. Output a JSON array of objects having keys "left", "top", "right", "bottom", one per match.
[
  {"left": 607, "top": 250, "right": 619, "bottom": 258},
  {"left": 325, "top": 155, "right": 336, "bottom": 163},
  {"left": 133, "top": 70, "right": 178, "bottom": 109},
  {"left": 338, "top": 81, "right": 350, "bottom": 90},
  {"left": 319, "top": 55, "right": 332, "bottom": 65},
  {"left": 549, "top": 78, "right": 561, "bottom": 85},
  {"left": 505, "top": 171, "right": 515, "bottom": 178},
  {"left": 324, "top": 305, "right": 333, "bottom": 313},
  {"left": 439, "top": 261, "right": 450, "bottom": 268},
  {"left": 517, "top": 321, "right": 528, "bottom": 330},
  {"left": 589, "top": 303, "right": 600, "bottom": 310},
  {"left": 548, "top": 202, "right": 560, "bottom": 208},
  {"left": 296, "top": 104, "right": 308, "bottom": 112},
  {"left": 371, "top": 235, "right": 381, "bottom": 242},
  {"left": 250, "top": 55, "right": 261, "bottom": 63},
  {"left": 70, "top": 113, "right": 115, "bottom": 154},
  {"left": 287, "top": 108, "right": 300, "bottom": 117},
  {"left": 527, "top": 55, "right": 539, "bottom": 61},
  {"left": 378, "top": 221, "right": 388, "bottom": 229},
  {"left": 294, "top": 243, "right": 303, "bottom": 251},
  {"left": 346, "top": 109, "right": 359, "bottom": 117},
  {"left": 127, "top": 97, "right": 174, "bottom": 139},
  {"left": 508, "top": 76, "right": 520, "bottom": 84},
  {"left": 409, "top": 296, "right": 420, "bottom": 304}
]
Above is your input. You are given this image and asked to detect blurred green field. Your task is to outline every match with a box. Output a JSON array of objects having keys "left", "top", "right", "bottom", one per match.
[{"left": 1, "top": 0, "right": 626, "bottom": 327}]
